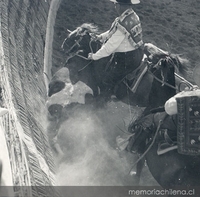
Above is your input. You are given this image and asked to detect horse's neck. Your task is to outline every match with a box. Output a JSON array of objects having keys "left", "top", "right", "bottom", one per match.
[
  {"left": 79, "top": 39, "right": 100, "bottom": 58},
  {"left": 148, "top": 68, "right": 176, "bottom": 110}
]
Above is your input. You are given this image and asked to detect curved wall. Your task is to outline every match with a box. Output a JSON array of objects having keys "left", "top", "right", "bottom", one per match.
[{"left": 0, "top": 0, "right": 61, "bottom": 196}]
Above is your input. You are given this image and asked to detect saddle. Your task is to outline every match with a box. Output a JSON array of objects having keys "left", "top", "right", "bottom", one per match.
[{"left": 123, "top": 43, "right": 168, "bottom": 93}]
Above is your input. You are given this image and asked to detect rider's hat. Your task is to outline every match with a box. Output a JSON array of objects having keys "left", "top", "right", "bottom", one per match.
[
  {"left": 193, "top": 65, "right": 200, "bottom": 88},
  {"left": 110, "top": 0, "right": 140, "bottom": 4}
]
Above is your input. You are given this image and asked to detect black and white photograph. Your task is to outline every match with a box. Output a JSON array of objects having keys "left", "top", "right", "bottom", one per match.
[{"left": 0, "top": 0, "right": 200, "bottom": 196}]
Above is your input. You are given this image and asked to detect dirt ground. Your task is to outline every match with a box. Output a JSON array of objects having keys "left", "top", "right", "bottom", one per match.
[{"left": 51, "top": 0, "right": 200, "bottom": 187}]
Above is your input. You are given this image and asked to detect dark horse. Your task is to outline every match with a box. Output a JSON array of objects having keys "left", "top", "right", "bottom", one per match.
[
  {"left": 55, "top": 23, "right": 188, "bottom": 108},
  {"left": 126, "top": 61, "right": 200, "bottom": 187},
  {"left": 128, "top": 100, "right": 200, "bottom": 188}
]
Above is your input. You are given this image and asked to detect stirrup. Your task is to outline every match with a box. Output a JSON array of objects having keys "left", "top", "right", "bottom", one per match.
[{"left": 157, "top": 142, "right": 178, "bottom": 155}]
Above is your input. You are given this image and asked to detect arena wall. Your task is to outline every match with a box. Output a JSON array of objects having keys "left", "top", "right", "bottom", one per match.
[{"left": 0, "top": 0, "right": 61, "bottom": 196}]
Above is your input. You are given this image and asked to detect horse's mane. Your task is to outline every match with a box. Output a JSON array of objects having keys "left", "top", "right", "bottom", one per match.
[
  {"left": 69, "top": 23, "right": 99, "bottom": 37},
  {"left": 144, "top": 43, "right": 168, "bottom": 57},
  {"left": 80, "top": 23, "right": 99, "bottom": 33}
]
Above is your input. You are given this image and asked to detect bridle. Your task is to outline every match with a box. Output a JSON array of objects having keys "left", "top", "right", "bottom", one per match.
[
  {"left": 147, "top": 56, "right": 178, "bottom": 90},
  {"left": 62, "top": 30, "right": 102, "bottom": 73},
  {"left": 61, "top": 36, "right": 83, "bottom": 55},
  {"left": 61, "top": 31, "right": 95, "bottom": 61},
  {"left": 147, "top": 56, "right": 194, "bottom": 91}
]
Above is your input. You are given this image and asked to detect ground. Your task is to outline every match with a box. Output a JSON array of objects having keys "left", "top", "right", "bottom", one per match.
[{"left": 50, "top": 0, "right": 200, "bottom": 187}]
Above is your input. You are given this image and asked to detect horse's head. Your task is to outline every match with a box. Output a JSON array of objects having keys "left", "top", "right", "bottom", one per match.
[
  {"left": 61, "top": 23, "right": 99, "bottom": 56},
  {"left": 145, "top": 43, "right": 189, "bottom": 86},
  {"left": 150, "top": 54, "right": 177, "bottom": 84},
  {"left": 145, "top": 46, "right": 181, "bottom": 87}
]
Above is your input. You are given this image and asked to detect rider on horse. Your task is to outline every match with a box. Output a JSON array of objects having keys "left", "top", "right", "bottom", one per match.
[
  {"left": 126, "top": 85, "right": 200, "bottom": 155},
  {"left": 88, "top": 0, "right": 144, "bottom": 100}
]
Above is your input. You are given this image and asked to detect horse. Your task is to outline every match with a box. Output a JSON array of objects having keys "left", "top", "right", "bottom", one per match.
[
  {"left": 54, "top": 23, "right": 200, "bottom": 188},
  {"left": 128, "top": 108, "right": 200, "bottom": 188},
  {"left": 60, "top": 24, "right": 200, "bottom": 188},
  {"left": 126, "top": 67, "right": 200, "bottom": 187},
  {"left": 58, "top": 23, "right": 188, "bottom": 108}
]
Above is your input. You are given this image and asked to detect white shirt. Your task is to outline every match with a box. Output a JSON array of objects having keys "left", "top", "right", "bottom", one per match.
[
  {"left": 92, "top": 28, "right": 137, "bottom": 60},
  {"left": 164, "top": 88, "right": 200, "bottom": 115}
]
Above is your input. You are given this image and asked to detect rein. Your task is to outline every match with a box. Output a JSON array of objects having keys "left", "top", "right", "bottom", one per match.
[
  {"left": 63, "top": 32, "right": 94, "bottom": 59},
  {"left": 148, "top": 57, "right": 178, "bottom": 90},
  {"left": 64, "top": 36, "right": 94, "bottom": 71},
  {"left": 76, "top": 40, "right": 94, "bottom": 61},
  {"left": 148, "top": 66, "right": 194, "bottom": 91},
  {"left": 67, "top": 37, "right": 83, "bottom": 54},
  {"left": 64, "top": 49, "right": 93, "bottom": 72},
  {"left": 78, "top": 60, "right": 93, "bottom": 72},
  {"left": 175, "top": 73, "right": 195, "bottom": 91},
  {"left": 64, "top": 33, "right": 100, "bottom": 72},
  {"left": 147, "top": 56, "right": 194, "bottom": 91},
  {"left": 148, "top": 69, "right": 178, "bottom": 90},
  {"left": 76, "top": 39, "right": 95, "bottom": 72}
]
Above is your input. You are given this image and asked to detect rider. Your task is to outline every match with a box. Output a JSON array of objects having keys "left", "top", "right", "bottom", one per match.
[
  {"left": 125, "top": 86, "right": 200, "bottom": 154},
  {"left": 164, "top": 86, "right": 200, "bottom": 115},
  {"left": 88, "top": 0, "right": 144, "bottom": 100}
]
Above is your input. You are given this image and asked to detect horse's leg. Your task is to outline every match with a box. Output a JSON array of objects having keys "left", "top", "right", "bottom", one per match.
[
  {"left": 129, "top": 154, "right": 145, "bottom": 185},
  {"left": 136, "top": 158, "right": 145, "bottom": 181}
]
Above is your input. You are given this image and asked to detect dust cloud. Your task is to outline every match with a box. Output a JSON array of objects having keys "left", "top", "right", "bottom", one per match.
[{"left": 54, "top": 101, "right": 143, "bottom": 186}]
